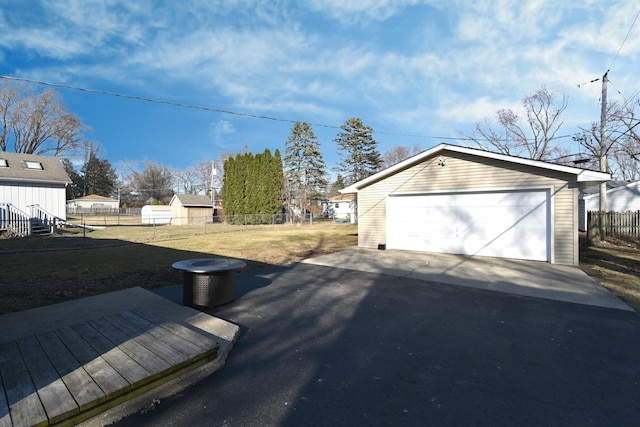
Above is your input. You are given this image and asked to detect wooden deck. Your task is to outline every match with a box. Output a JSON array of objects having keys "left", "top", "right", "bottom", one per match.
[{"left": 0, "top": 308, "right": 220, "bottom": 427}]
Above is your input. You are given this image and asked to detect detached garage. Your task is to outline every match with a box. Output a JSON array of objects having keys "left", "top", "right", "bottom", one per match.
[{"left": 341, "top": 144, "right": 610, "bottom": 266}]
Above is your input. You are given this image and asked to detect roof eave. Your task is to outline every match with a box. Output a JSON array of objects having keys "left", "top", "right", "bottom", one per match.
[
  {"left": 0, "top": 177, "right": 71, "bottom": 185},
  {"left": 340, "top": 143, "right": 611, "bottom": 193}
]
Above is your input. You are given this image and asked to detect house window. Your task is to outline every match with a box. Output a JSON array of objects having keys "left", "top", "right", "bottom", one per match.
[
  {"left": 23, "top": 161, "right": 43, "bottom": 170},
  {"left": 335, "top": 203, "right": 340, "bottom": 209},
  {"left": 0, "top": 159, "right": 7, "bottom": 167}
]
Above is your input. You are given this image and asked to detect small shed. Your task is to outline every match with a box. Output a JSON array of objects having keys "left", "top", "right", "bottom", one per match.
[
  {"left": 141, "top": 205, "right": 172, "bottom": 225},
  {"left": 329, "top": 193, "right": 357, "bottom": 223},
  {"left": 67, "top": 194, "right": 119, "bottom": 213},
  {"left": 170, "top": 194, "right": 213, "bottom": 225},
  {"left": 579, "top": 181, "right": 640, "bottom": 231}
]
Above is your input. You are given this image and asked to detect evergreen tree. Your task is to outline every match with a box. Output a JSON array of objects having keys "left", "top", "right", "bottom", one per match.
[
  {"left": 327, "top": 174, "right": 346, "bottom": 198},
  {"left": 221, "top": 149, "right": 284, "bottom": 224},
  {"left": 334, "top": 117, "right": 382, "bottom": 185},
  {"left": 61, "top": 158, "right": 82, "bottom": 200},
  {"left": 284, "top": 121, "right": 327, "bottom": 214},
  {"left": 61, "top": 151, "right": 117, "bottom": 199},
  {"left": 81, "top": 151, "right": 117, "bottom": 196}
]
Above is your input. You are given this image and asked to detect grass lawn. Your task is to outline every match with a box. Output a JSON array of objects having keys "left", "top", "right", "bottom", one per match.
[
  {"left": 1, "top": 222, "right": 638, "bottom": 314},
  {"left": 0, "top": 221, "right": 358, "bottom": 314}
]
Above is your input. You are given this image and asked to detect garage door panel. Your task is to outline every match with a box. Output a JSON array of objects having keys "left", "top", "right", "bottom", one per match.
[{"left": 387, "top": 190, "right": 550, "bottom": 262}]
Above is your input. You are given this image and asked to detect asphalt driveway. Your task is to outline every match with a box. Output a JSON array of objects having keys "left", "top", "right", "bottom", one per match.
[{"left": 116, "top": 252, "right": 640, "bottom": 426}]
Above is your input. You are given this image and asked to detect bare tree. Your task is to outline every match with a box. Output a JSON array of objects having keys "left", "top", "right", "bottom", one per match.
[
  {"left": 132, "top": 161, "right": 175, "bottom": 203},
  {"left": 575, "top": 98, "right": 640, "bottom": 180},
  {"left": 381, "top": 144, "right": 422, "bottom": 169},
  {"left": 0, "top": 80, "right": 89, "bottom": 155},
  {"left": 471, "top": 87, "right": 568, "bottom": 161}
]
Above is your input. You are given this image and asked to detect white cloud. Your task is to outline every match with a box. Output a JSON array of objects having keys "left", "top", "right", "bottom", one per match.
[
  {"left": 306, "top": 0, "right": 424, "bottom": 23},
  {"left": 211, "top": 120, "right": 236, "bottom": 136},
  {"left": 439, "top": 95, "right": 520, "bottom": 124}
]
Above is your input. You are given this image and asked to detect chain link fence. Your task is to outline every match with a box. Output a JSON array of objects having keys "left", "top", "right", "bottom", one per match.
[{"left": 65, "top": 212, "right": 322, "bottom": 227}]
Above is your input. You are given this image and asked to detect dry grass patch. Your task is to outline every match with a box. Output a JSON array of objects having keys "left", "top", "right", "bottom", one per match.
[
  {"left": 580, "top": 238, "right": 640, "bottom": 312},
  {"left": 0, "top": 222, "right": 357, "bottom": 315}
]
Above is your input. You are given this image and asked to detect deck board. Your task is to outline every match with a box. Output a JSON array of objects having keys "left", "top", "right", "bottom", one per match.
[
  {"left": 119, "top": 310, "right": 207, "bottom": 357},
  {"left": 16, "top": 336, "right": 78, "bottom": 424},
  {"left": 36, "top": 330, "right": 106, "bottom": 411},
  {"left": 0, "top": 342, "right": 48, "bottom": 427},
  {"left": 55, "top": 325, "right": 130, "bottom": 398},
  {"left": 72, "top": 321, "right": 151, "bottom": 386},
  {"left": 0, "top": 307, "right": 221, "bottom": 427},
  {"left": 133, "top": 308, "right": 219, "bottom": 350},
  {"left": 89, "top": 316, "right": 171, "bottom": 380},
  {"left": 107, "top": 313, "right": 191, "bottom": 365},
  {"left": 0, "top": 374, "right": 11, "bottom": 427}
]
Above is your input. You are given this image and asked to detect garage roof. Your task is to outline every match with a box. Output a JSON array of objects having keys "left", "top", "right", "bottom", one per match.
[{"left": 341, "top": 144, "right": 610, "bottom": 193}]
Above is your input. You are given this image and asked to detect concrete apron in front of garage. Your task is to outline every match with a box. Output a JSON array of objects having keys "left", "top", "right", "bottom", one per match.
[{"left": 301, "top": 247, "right": 634, "bottom": 312}]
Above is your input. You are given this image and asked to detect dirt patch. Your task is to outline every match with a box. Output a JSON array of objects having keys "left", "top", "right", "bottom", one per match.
[{"left": 579, "top": 236, "right": 640, "bottom": 312}]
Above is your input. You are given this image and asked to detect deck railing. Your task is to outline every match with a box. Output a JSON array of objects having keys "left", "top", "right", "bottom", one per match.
[{"left": 0, "top": 203, "right": 32, "bottom": 237}]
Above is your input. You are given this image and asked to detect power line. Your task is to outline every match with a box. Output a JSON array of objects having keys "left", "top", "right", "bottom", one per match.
[
  {"left": 0, "top": 74, "right": 446, "bottom": 140},
  {"left": 608, "top": 8, "right": 640, "bottom": 72},
  {"left": 0, "top": 74, "right": 575, "bottom": 144}
]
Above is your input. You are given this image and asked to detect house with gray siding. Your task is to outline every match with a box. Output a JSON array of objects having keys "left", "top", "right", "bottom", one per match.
[{"left": 341, "top": 144, "right": 610, "bottom": 266}]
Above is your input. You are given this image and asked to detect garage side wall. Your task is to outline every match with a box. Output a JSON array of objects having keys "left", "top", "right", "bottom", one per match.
[{"left": 356, "top": 152, "right": 579, "bottom": 265}]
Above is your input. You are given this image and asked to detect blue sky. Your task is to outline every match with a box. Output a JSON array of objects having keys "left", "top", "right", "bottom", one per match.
[{"left": 1, "top": 0, "right": 639, "bottom": 178}]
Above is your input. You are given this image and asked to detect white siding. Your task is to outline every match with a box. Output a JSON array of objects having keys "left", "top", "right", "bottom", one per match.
[
  {"left": 357, "top": 151, "right": 579, "bottom": 265},
  {"left": 0, "top": 182, "right": 67, "bottom": 220}
]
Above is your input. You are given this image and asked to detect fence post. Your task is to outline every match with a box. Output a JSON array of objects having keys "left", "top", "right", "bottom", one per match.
[{"left": 587, "top": 211, "right": 599, "bottom": 244}]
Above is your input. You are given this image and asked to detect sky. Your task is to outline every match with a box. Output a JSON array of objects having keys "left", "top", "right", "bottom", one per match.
[{"left": 1, "top": 0, "right": 639, "bottom": 179}]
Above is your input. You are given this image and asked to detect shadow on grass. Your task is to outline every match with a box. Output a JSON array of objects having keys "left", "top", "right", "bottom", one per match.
[{"left": 0, "top": 233, "right": 342, "bottom": 315}]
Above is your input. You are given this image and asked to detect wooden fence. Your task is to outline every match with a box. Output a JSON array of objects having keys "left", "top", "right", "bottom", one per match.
[{"left": 587, "top": 210, "right": 640, "bottom": 241}]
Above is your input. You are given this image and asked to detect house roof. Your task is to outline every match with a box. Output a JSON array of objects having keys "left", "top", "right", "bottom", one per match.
[
  {"left": 341, "top": 143, "right": 611, "bottom": 193},
  {"left": 0, "top": 151, "right": 71, "bottom": 184},
  {"left": 71, "top": 194, "right": 119, "bottom": 202},
  {"left": 170, "top": 194, "right": 213, "bottom": 207},
  {"left": 329, "top": 193, "right": 355, "bottom": 202},
  {"left": 582, "top": 180, "right": 640, "bottom": 200}
]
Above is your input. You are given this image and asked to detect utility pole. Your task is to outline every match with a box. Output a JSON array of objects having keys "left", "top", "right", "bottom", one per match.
[
  {"left": 599, "top": 70, "right": 609, "bottom": 213},
  {"left": 597, "top": 71, "right": 609, "bottom": 240},
  {"left": 210, "top": 160, "right": 216, "bottom": 204}
]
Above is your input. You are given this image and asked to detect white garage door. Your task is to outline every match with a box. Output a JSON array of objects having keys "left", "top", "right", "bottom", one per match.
[{"left": 386, "top": 190, "right": 550, "bottom": 261}]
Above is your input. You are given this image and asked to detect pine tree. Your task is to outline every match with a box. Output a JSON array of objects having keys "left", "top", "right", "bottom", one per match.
[
  {"left": 81, "top": 152, "right": 117, "bottom": 196},
  {"left": 334, "top": 117, "right": 382, "bottom": 185},
  {"left": 284, "top": 121, "right": 327, "bottom": 215},
  {"left": 327, "top": 174, "right": 346, "bottom": 198}
]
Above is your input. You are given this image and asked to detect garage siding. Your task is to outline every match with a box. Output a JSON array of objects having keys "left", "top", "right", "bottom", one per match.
[{"left": 356, "top": 152, "right": 579, "bottom": 265}]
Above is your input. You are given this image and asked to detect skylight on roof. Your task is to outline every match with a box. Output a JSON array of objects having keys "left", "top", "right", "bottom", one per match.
[
  {"left": 0, "top": 159, "right": 7, "bottom": 167},
  {"left": 23, "top": 161, "right": 43, "bottom": 170}
]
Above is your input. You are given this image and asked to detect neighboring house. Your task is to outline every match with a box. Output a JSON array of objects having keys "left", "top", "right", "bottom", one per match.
[
  {"left": 340, "top": 144, "right": 610, "bottom": 266},
  {"left": 0, "top": 152, "right": 71, "bottom": 235},
  {"left": 67, "top": 194, "right": 119, "bottom": 213},
  {"left": 170, "top": 194, "right": 213, "bottom": 225},
  {"left": 579, "top": 181, "right": 640, "bottom": 231},
  {"left": 329, "top": 193, "right": 357, "bottom": 223},
  {"left": 306, "top": 204, "right": 324, "bottom": 219},
  {"left": 141, "top": 205, "right": 172, "bottom": 225}
]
